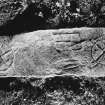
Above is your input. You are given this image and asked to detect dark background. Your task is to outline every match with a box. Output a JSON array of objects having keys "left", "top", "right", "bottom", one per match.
[{"left": 0, "top": 0, "right": 105, "bottom": 35}]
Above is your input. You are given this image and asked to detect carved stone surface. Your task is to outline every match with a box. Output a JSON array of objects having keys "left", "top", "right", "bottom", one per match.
[{"left": 1, "top": 28, "right": 105, "bottom": 77}]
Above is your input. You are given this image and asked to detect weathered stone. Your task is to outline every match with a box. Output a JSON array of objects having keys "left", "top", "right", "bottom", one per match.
[{"left": 0, "top": 28, "right": 105, "bottom": 77}]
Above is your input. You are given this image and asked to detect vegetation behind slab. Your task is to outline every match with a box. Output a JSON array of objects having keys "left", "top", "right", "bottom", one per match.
[
  {"left": 0, "top": 0, "right": 105, "bottom": 35},
  {"left": 0, "top": 76, "right": 105, "bottom": 105}
]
